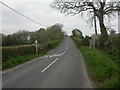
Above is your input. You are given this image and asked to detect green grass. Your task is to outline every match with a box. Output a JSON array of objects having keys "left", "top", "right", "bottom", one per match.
[
  {"left": 102, "top": 76, "right": 118, "bottom": 88},
  {"left": 2, "top": 53, "right": 44, "bottom": 70},
  {"left": 2, "top": 39, "right": 63, "bottom": 70},
  {"left": 72, "top": 37, "right": 119, "bottom": 88},
  {"left": 80, "top": 47, "right": 118, "bottom": 87}
]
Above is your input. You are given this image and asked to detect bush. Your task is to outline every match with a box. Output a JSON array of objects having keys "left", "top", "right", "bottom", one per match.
[
  {"left": 102, "top": 36, "right": 120, "bottom": 64},
  {"left": 72, "top": 37, "right": 118, "bottom": 88},
  {"left": 81, "top": 36, "right": 90, "bottom": 46},
  {"left": 2, "top": 39, "right": 63, "bottom": 70},
  {"left": 101, "top": 77, "right": 118, "bottom": 88},
  {"left": 39, "top": 40, "right": 61, "bottom": 54},
  {"left": 105, "top": 49, "right": 119, "bottom": 63},
  {"left": 47, "top": 40, "right": 60, "bottom": 49},
  {"left": 2, "top": 54, "right": 43, "bottom": 70},
  {"left": 80, "top": 47, "right": 118, "bottom": 88},
  {"left": 111, "top": 36, "right": 120, "bottom": 50},
  {"left": 2, "top": 40, "right": 62, "bottom": 63},
  {"left": 72, "top": 36, "right": 82, "bottom": 47},
  {"left": 2, "top": 45, "right": 36, "bottom": 62}
]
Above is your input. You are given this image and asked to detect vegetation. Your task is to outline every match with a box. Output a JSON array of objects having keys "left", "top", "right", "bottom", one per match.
[
  {"left": 72, "top": 37, "right": 119, "bottom": 88},
  {"left": 2, "top": 45, "right": 36, "bottom": 63},
  {"left": 39, "top": 39, "right": 62, "bottom": 54},
  {"left": 80, "top": 47, "right": 118, "bottom": 88},
  {"left": 2, "top": 54, "right": 43, "bottom": 70},
  {"left": 51, "top": 0, "right": 120, "bottom": 47},
  {"left": 72, "top": 29, "right": 84, "bottom": 39},
  {"left": 1, "top": 23, "right": 64, "bottom": 46},
  {"left": 51, "top": 4, "right": 120, "bottom": 87},
  {"left": 99, "top": 35, "right": 120, "bottom": 65},
  {"left": 1, "top": 23, "right": 64, "bottom": 70},
  {"left": 2, "top": 39, "right": 62, "bottom": 70},
  {"left": 81, "top": 36, "right": 91, "bottom": 47}
]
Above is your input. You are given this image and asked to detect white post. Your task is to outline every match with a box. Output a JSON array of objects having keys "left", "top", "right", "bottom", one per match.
[
  {"left": 34, "top": 40, "right": 38, "bottom": 54},
  {"left": 36, "top": 44, "right": 38, "bottom": 54}
]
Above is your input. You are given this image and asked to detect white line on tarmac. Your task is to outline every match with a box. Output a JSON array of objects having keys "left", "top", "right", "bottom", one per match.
[
  {"left": 66, "top": 47, "right": 68, "bottom": 50},
  {"left": 41, "top": 58, "right": 58, "bottom": 72}
]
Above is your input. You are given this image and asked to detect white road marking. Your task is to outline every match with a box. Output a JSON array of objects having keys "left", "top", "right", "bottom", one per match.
[
  {"left": 41, "top": 38, "right": 69, "bottom": 59},
  {"left": 50, "top": 55, "right": 53, "bottom": 57},
  {"left": 54, "top": 54, "right": 57, "bottom": 57},
  {"left": 57, "top": 54, "right": 61, "bottom": 56},
  {"left": 66, "top": 47, "right": 68, "bottom": 50},
  {"left": 3, "top": 38, "right": 69, "bottom": 74},
  {"left": 40, "top": 57, "right": 43, "bottom": 59},
  {"left": 41, "top": 58, "right": 59, "bottom": 72}
]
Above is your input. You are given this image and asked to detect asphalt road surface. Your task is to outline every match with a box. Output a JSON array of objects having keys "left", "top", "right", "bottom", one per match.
[{"left": 2, "top": 37, "right": 93, "bottom": 88}]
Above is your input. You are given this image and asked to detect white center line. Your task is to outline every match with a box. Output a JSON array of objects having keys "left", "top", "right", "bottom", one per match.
[{"left": 41, "top": 58, "right": 59, "bottom": 72}]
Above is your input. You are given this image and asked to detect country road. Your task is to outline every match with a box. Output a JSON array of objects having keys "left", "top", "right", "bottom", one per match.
[{"left": 2, "top": 37, "right": 93, "bottom": 88}]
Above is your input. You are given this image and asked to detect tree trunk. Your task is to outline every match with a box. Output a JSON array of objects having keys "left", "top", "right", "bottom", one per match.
[
  {"left": 94, "top": 13, "right": 97, "bottom": 35},
  {"left": 99, "top": 19, "right": 108, "bottom": 40},
  {"left": 97, "top": 14, "right": 108, "bottom": 48}
]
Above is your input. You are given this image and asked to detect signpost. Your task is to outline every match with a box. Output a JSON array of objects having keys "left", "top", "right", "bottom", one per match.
[
  {"left": 34, "top": 40, "right": 38, "bottom": 54},
  {"left": 89, "top": 34, "right": 99, "bottom": 50}
]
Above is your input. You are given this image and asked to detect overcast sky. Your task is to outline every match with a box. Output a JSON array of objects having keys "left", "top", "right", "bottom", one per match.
[{"left": 0, "top": 0, "right": 118, "bottom": 36}]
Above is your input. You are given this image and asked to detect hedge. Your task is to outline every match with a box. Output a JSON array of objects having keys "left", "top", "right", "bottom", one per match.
[
  {"left": 2, "top": 45, "right": 36, "bottom": 62},
  {"left": 2, "top": 40, "right": 61, "bottom": 63}
]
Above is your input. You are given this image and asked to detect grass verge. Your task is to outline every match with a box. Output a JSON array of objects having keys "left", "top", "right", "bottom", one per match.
[
  {"left": 2, "top": 39, "right": 63, "bottom": 70},
  {"left": 2, "top": 53, "right": 44, "bottom": 70},
  {"left": 72, "top": 37, "right": 119, "bottom": 88}
]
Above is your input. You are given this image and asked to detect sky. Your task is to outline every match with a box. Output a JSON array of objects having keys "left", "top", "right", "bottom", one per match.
[{"left": 0, "top": 0, "right": 119, "bottom": 36}]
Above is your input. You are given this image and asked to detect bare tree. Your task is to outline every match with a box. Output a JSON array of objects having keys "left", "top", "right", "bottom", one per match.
[{"left": 51, "top": 0, "right": 120, "bottom": 43}]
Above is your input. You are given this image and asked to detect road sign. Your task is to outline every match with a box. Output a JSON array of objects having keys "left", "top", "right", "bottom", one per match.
[{"left": 34, "top": 40, "right": 38, "bottom": 44}]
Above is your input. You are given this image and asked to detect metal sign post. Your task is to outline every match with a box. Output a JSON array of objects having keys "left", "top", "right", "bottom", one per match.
[{"left": 34, "top": 40, "right": 38, "bottom": 54}]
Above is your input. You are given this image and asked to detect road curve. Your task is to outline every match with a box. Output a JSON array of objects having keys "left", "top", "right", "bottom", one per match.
[{"left": 2, "top": 37, "right": 93, "bottom": 88}]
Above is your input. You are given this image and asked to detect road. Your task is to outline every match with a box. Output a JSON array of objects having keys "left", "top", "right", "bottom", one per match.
[{"left": 2, "top": 37, "right": 93, "bottom": 88}]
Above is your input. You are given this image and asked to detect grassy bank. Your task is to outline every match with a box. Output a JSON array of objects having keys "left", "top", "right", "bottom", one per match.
[
  {"left": 2, "top": 39, "right": 63, "bottom": 70},
  {"left": 72, "top": 37, "right": 118, "bottom": 88},
  {"left": 2, "top": 54, "right": 43, "bottom": 70}
]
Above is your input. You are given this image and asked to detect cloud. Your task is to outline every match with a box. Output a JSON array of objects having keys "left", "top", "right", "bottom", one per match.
[{"left": 0, "top": 0, "right": 118, "bottom": 36}]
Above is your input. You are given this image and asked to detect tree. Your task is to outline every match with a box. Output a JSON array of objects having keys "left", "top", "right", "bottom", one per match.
[
  {"left": 15, "top": 30, "right": 30, "bottom": 45},
  {"left": 109, "top": 29, "right": 116, "bottom": 36},
  {"left": 72, "top": 30, "right": 76, "bottom": 36},
  {"left": 81, "top": 35, "right": 91, "bottom": 46},
  {"left": 46, "top": 23, "right": 64, "bottom": 41},
  {"left": 36, "top": 28, "right": 47, "bottom": 43},
  {"left": 72, "top": 29, "right": 84, "bottom": 38},
  {"left": 0, "top": 33, "right": 6, "bottom": 46},
  {"left": 51, "top": 0, "right": 120, "bottom": 46}
]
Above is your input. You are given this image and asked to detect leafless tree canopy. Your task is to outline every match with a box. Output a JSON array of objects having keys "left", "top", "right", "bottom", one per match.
[
  {"left": 51, "top": 0, "right": 120, "bottom": 16},
  {"left": 51, "top": 0, "right": 120, "bottom": 42}
]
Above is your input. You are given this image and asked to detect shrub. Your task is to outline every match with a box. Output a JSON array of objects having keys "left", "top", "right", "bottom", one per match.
[
  {"left": 2, "top": 40, "right": 62, "bottom": 63},
  {"left": 81, "top": 36, "right": 90, "bottom": 46},
  {"left": 2, "top": 45, "right": 36, "bottom": 62},
  {"left": 102, "top": 36, "right": 120, "bottom": 64},
  {"left": 2, "top": 39, "right": 62, "bottom": 70},
  {"left": 101, "top": 77, "right": 118, "bottom": 88},
  {"left": 80, "top": 47, "right": 118, "bottom": 88},
  {"left": 47, "top": 40, "right": 60, "bottom": 49},
  {"left": 2, "top": 54, "right": 43, "bottom": 70},
  {"left": 111, "top": 36, "right": 120, "bottom": 50},
  {"left": 72, "top": 36, "right": 82, "bottom": 47}
]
